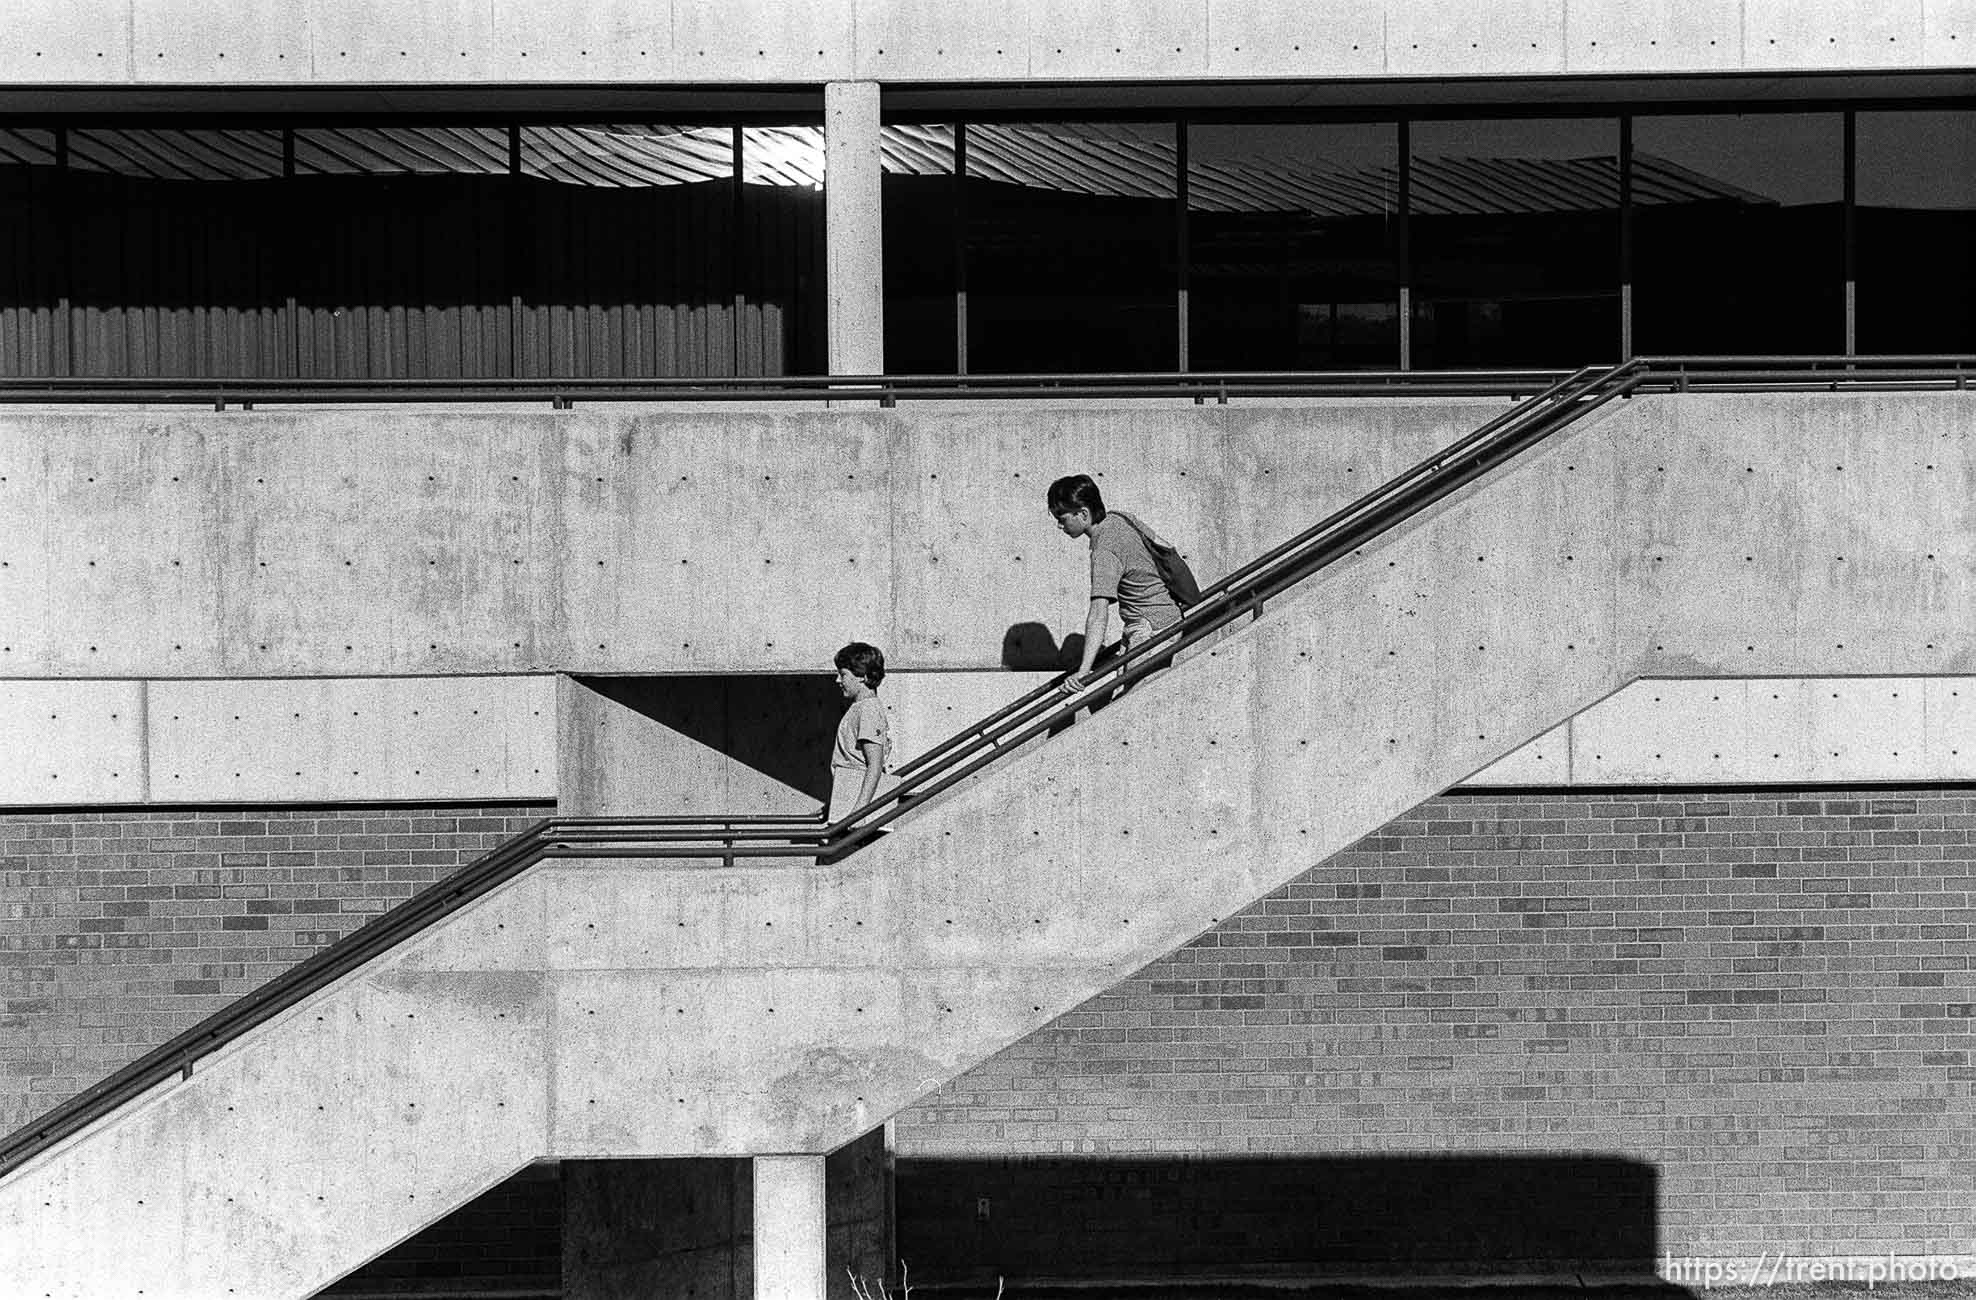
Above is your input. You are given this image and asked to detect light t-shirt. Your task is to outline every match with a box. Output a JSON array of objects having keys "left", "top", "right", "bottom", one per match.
[
  {"left": 831, "top": 696, "right": 890, "bottom": 773},
  {"left": 1089, "top": 512, "right": 1182, "bottom": 632}
]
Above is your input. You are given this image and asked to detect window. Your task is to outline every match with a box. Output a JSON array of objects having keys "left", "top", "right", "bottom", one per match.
[
  {"left": 1855, "top": 111, "right": 1976, "bottom": 355},
  {"left": 882, "top": 124, "right": 959, "bottom": 375},
  {"left": 1188, "top": 122, "right": 1399, "bottom": 371},
  {"left": 964, "top": 122, "right": 1178, "bottom": 373},
  {"left": 292, "top": 127, "right": 513, "bottom": 378},
  {"left": 739, "top": 126, "right": 826, "bottom": 377},
  {"left": 1633, "top": 114, "right": 1844, "bottom": 355},
  {"left": 67, "top": 129, "right": 286, "bottom": 377},
  {"left": 519, "top": 125, "right": 738, "bottom": 378},
  {"left": 1410, "top": 117, "right": 1620, "bottom": 368},
  {"left": 0, "top": 130, "right": 60, "bottom": 376}
]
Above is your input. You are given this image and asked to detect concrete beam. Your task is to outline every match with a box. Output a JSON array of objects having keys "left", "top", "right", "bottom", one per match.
[
  {"left": 0, "top": 400, "right": 1501, "bottom": 677},
  {"left": 5, "top": 395, "right": 1966, "bottom": 682},
  {"left": 1472, "top": 675, "right": 1976, "bottom": 786},
  {"left": 0, "top": 676, "right": 555, "bottom": 806},
  {"left": 2, "top": 664, "right": 1967, "bottom": 809},
  {"left": 0, "top": 0, "right": 1965, "bottom": 86}
]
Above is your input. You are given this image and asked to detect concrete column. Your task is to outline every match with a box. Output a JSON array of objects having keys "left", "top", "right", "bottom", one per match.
[
  {"left": 755, "top": 1155, "right": 827, "bottom": 1300},
  {"left": 824, "top": 80, "right": 884, "bottom": 377}
]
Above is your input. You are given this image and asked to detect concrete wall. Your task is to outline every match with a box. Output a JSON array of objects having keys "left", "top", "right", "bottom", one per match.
[
  {"left": 0, "top": 400, "right": 1501, "bottom": 678},
  {"left": 3, "top": 385, "right": 1970, "bottom": 1296},
  {"left": 0, "top": 0, "right": 1964, "bottom": 86},
  {"left": 1471, "top": 675, "right": 1976, "bottom": 786},
  {"left": 0, "top": 676, "right": 555, "bottom": 806},
  {"left": 2, "top": 668, "right": 1969, "bottom": 808},
  {"left": 2, "top": 394, "right": 1965, "bottom": 681}
]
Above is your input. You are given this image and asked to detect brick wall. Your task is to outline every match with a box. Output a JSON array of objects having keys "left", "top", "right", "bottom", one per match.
[
  {"left": 894, "top": 787, "right": 1976, "bottom": 1273},
  {"left": 0, "top": 802, "right": 550, "bottom": 1133},
  {"left": 7, "top": 788, "right": 1972, "bottom": 1281}
]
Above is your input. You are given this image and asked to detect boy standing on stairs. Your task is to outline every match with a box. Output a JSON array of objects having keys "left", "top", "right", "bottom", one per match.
[
  {"left": 828, "top": 641, "right": 892, "bottom": 824},
  {"left": 1047, "top": 474, "right": 1185, "bottom": 697}
]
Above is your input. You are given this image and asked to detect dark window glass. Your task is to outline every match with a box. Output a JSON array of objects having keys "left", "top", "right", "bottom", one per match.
[
  {"left": 1187, "top": 122, "right": 1398, "bottom": 371},
  {"left": 739, "top": 126, "right": 826, "bottom": 377},
  {"left": 66, "top": 129, "right": 286, "bottom": 377},
  {"left": 965, "top": 122, "right": 1177, "bottom": 373},
  {"left": 1856, "top": 111, "right": 1976, "bottom": 354},
  {"left": 882, "top": 124, "right": 958, "bottom": 374},
  {"left": 1633, "top": 114, "right": 1843, "bottom": 355},
  {"left": 1410, "top": 117, "right": 1619, "bottom": 368},
  {"left": 292, "top": 127, "right": 514, "bottom": 379},
  {"left": 519, "top": 124, "right": 738, "bottom": 378},
  {"left": 0, "top": 130, "right": 61, "bottom": 376}
]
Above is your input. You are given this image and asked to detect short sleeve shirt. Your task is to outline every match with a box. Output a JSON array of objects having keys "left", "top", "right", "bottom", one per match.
[
  {"left": 831, "top": 696, "right": 890, "bottom": 772},
  {"left": 1089, "top": 513, "right": 1183, "bottom": 631}
]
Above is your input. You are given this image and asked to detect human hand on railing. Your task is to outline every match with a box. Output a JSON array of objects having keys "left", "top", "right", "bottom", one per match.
[{"left": 1056, "top": 671, "right": 1091, "bottom": 697}]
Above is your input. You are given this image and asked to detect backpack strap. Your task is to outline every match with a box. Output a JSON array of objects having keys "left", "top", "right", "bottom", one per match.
[{"left": 1113, "top": 510, "right": 1171, "bottom": 552}]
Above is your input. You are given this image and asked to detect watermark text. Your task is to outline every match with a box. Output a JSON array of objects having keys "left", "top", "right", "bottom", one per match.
[{"left": 1662, "top": 1252, "right": 1964, "bottom": 1288}]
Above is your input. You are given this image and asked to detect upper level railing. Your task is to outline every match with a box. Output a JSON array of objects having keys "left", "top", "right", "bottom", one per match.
[
  {"left": 0, "top": 355, "right": 1967, "bottom": 410},
  {"left": 2, "top": 355, "right": 1971, "bottom": 1179}
]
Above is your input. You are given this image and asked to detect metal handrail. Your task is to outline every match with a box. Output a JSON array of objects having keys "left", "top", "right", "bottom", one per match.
[
  {"left": 0, "top": 368, "right": 1576, "bottom": 409},
  {"left": 0, "top": 356, "right": 1966, "bottom": 410},
  {"left": 2, "top": 355, "right": 1968, "bottom": 1180}
]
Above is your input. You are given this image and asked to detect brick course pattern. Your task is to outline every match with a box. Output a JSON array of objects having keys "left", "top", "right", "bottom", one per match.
[
  {"left": 0, "top": 803, "right": 550, "bottom": 1134},
  {"left": 6, "top": 789, "right": 1972, "bottom": 1275},
  {"left": 895, "top": 788, "right": 1976, "bottom": 1266}
]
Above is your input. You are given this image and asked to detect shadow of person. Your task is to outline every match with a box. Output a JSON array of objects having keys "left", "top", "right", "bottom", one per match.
[{"left": 1001, "top": 621, "right": 1082, "bottom": 671}]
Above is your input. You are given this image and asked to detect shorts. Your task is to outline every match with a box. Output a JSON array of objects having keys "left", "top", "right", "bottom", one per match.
[{"left": 827, "top": 767, "right": 868, "bottom": 824}]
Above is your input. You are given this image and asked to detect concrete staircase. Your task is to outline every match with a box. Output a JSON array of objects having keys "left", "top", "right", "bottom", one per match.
[{"left": 2, "top": 388, "right": 1968, "bottom": 1298}]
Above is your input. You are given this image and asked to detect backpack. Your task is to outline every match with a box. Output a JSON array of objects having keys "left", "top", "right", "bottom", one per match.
[{"left": 1114, "top": 511, "right": 1204, "bottom": 609}]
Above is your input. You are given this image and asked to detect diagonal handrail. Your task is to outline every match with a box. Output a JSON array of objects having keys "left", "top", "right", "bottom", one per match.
[{"left": 9, "top": 354, "right": 1965, "bottom": 1180}]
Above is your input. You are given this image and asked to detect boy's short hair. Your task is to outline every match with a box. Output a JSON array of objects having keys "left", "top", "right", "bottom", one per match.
[
  {"left": 1047, "top": 474, "right": 1107, "bottom": 522},
  {"left": 833, "top": 642, "right": 886, "bottom": 690}
]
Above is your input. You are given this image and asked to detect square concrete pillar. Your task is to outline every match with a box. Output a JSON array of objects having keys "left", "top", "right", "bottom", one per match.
[
  {"left": 825, "top": 80, "right": 884, "bottom": 377},
  {"left": 755, "top": 1154, "right": 827, "bottom": 1300}
]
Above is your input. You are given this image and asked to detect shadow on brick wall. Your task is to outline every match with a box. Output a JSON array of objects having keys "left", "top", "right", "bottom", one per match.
[{"left": 898, "top": 1153, "right": 1692, "bottom": 1292}]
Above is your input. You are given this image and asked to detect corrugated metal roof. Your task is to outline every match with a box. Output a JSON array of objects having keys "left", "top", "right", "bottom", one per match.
[
  {"left": 0, "top": 129, "right": 55, "bottom": 167},
  {"left": 0, "top": 121, "right": 1773, "bottom": 212},
  {"left": 71, "top": 128, "right": 284, "bottom": 181},
  {"left": 298, "top": 126, "right": 507, "bottom": 177}
]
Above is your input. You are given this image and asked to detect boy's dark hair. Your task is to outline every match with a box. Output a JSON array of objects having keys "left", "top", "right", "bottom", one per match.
[
  {"left": 1046, "top": 474, "right": 1106, "bottom": 522},
  {"left": 834, "top": 642, "right": 886, "bottom": 690}
]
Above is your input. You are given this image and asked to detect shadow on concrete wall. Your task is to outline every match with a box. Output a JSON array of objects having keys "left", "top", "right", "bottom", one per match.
[
  {"left": 897, "top": 1153, "right": 1692, "bottom": 1293},
  {"left": 579, "top": 673, "right": 842, "bottom": 805},
  {"left": 1002, "top": 622, "right": 1085, "bottom": 672}
]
